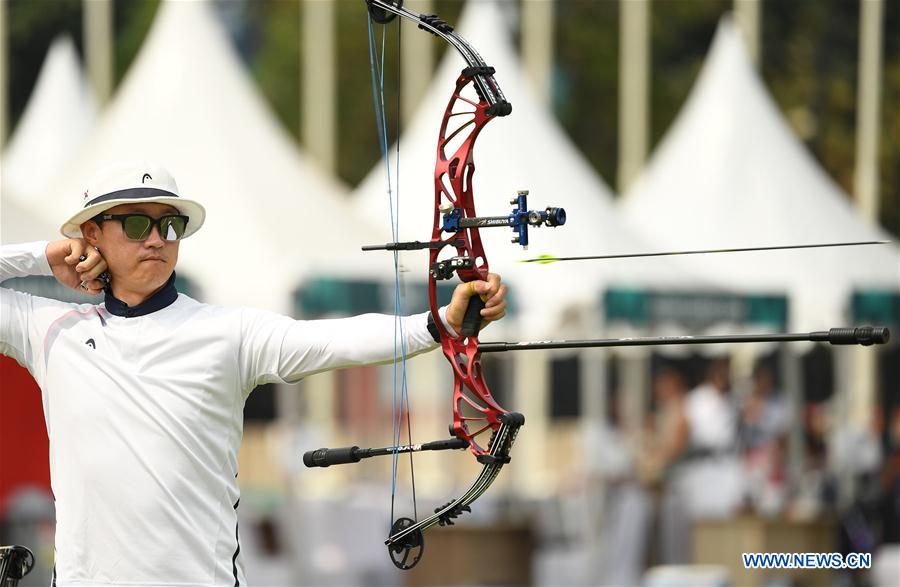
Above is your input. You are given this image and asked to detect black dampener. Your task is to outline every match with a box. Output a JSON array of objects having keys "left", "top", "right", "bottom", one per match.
[
  {"left": 818, "top": 326, "right": 890, "bottom": 346},
  {"left": 303, "top": 446, "right": 361, "bottom": 468}
]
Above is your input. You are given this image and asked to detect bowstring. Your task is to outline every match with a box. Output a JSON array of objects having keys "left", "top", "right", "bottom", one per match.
[{"left": 367, "top": 13, "right": 417, "bottom": 532}]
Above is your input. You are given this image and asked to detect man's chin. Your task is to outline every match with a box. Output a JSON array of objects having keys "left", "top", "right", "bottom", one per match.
[{"left": 135, "top": 265, "right": 173, "bottom": 287}]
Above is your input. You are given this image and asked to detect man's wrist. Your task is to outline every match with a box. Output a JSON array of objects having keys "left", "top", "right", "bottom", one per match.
[
  {"left": 427, "top": 312, "right": 441, "bottom": 342},
  {"left": 427, "top": 307, "right": 458, "bottom": 342}
]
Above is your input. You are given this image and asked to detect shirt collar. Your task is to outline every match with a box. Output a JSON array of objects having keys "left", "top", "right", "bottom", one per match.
[{"left": 104, "top": 272, "right": 179, "bottom": 318}]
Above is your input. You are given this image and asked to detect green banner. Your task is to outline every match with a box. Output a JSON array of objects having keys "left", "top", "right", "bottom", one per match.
[
  {"left": 852, "top": 290, "right": 900, "bottom": 326},
  {"left": 604, "top": 288, "right": 788, "bottom": 330}
]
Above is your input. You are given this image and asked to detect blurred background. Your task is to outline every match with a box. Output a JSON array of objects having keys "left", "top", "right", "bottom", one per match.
[{"left": 1, "top": 0, "right": 898, "bottom": 585}]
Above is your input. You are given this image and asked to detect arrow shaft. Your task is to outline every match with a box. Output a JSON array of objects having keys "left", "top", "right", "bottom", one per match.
[{"left": 524, "top": 240, "right": 890, "bottom": 263}]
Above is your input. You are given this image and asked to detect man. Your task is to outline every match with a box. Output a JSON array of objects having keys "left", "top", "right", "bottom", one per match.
[
  {"left": 0, "top": 161, "right": 507, "bottom": 586},
  {"left": 677, "top": 359, "right": 745, "bottom": 527}
]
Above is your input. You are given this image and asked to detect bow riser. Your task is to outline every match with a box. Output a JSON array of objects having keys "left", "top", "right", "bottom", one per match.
[{"left": 429, "top": 73, "right": 510, "bottom": 457}]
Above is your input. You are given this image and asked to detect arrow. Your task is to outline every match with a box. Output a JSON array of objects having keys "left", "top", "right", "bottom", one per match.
[{"left": 519, "top": 240, "right": 891, "bottom": 264}]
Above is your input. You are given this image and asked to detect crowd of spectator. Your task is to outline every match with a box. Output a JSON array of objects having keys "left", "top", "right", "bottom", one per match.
[{"left": 593, "top": 355, "right": 900, "bottom": 584}]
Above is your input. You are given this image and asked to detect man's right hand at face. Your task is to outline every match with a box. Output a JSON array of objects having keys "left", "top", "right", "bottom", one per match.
[{"left": 46, "top": 239, "right": 109, "bottom": 295}]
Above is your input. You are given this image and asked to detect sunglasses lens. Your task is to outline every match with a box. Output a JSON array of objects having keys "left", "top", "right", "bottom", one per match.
[
  {"left": 161, "top": 216, "right": 187, "bottom": 241},
  {"left": 123, "top": 215, "right": 153, "bottom": 240}
]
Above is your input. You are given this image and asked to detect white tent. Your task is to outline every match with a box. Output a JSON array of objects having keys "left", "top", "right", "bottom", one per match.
[
  {"left": 2, "top": 36, "right": 97, "bottom": 208},
  {"left": 619, "top": 18, "right": 899, "bottom": 331},
  {"left": 38, "top": 0, "right": 380, "bottom": 313},
  {"left": 352, "top": 0, "right": 700, "bottom": 338}
]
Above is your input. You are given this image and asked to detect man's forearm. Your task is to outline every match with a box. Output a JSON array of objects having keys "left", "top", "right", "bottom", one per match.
[{"left": 0, "top": 242, "right": 53, "bottom": 283}]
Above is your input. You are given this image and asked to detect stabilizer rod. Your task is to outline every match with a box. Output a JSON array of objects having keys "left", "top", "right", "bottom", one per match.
[
  {"left": 477, "top": 326, "right": 891, "bottom": 353},
  {"left": 303, "top": 437, "right": 469, "bottom": 468}
]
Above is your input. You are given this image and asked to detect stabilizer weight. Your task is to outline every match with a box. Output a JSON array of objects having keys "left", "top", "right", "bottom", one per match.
[
  {"left": 815, "top": 326, "right": 890, "bottom": 346},
  {"left": 303, "top": 446, "right": 361, "bottom": 468}
]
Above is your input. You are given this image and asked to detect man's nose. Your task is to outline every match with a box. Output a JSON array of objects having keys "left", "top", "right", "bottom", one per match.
[{"left": 144, "top": 224, "right": 165, "bottom": 247}]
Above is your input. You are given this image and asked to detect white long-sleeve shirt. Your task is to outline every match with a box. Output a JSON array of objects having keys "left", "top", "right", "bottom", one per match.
[{"left": 0, "top": 242, "right": 438, "bottom": 586}]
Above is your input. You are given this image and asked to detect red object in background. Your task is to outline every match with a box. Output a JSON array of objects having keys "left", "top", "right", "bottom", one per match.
[{"left": 0, "top": 356, "right": 51, "bottom": 518}]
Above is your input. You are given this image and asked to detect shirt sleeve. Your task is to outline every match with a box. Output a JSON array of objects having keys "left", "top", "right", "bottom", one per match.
[
  {"left": 1, "top": 242, "right": 55, "bottom": 370},
  {"left": 1, "top": 242, "right": 53, "bottom": 280},
  {"left": 238, "top": 308, "right": 439, "bottom": 393}
]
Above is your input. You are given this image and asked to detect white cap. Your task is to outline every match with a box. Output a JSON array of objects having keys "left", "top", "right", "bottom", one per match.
[{"left": 60, "top": 161, "right": 206, "bottom": 238}]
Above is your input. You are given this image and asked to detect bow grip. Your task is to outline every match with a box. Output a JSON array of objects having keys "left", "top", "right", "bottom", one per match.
[
  {"left": 461, "top": 294, "right": 486, "bottom": 337},
  {"left": 303, "top": 446, "right": 361, "bottom": 468}
]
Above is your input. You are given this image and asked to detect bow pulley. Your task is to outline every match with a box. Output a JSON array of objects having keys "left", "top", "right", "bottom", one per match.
[
  {"left": 387, "top": 517, "right": 424, "bottom": 570},
  {"left": 0, "top": 546, "right": 35, "bottom": 587},
  {"left": 366, "top": 0, "right": 401, "bottom": 24}
]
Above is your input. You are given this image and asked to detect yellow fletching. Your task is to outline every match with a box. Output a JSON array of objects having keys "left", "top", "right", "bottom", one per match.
[{"left": 516, "top": 254, "right": 559, "bottom": 264}]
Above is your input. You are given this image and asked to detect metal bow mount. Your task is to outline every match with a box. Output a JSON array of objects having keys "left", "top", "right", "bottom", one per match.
[{"left": 302, "top": 0, "right": 891, "bottom": 571}]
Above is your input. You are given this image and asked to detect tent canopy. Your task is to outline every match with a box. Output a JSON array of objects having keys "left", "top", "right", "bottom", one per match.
[
  {"left": 2, "top": 35, "right": 97, "bottom": 206},
  {"left": 38, "top": 0, "right": 380, "bottom": 313},
  {"left": 619, "top": 17, "right": 899, "bottom": 331},
  {"left": 352, "top": 0, "right": 707, "bottom": 337}
]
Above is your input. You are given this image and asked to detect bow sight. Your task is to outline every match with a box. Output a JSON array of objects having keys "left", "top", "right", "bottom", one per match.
[{"left": 441, "top": 190, "right": 566, "bottom": 248}]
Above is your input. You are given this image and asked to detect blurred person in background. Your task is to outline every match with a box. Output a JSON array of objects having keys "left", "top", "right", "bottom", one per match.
[
  {"left": 0, "top": 161, "right": 508, "bottom": 587},
  {"left": 685, "top": 358, "right": 737, "bottom": 459},
  {"left": 591, "top": 385, "right": 652, "bottom": 586},
  {"left": 740, "top": 362, "right": 791, "bottom": 515},
  {"left": 640, "top": 367, "right": 690, "bottom": 484},
  {"left": 792, "top": 402, "right": 831, "bottom": 519},
  {"left": 879, "top": 406, "right": 900, "bottom": 544},
  {"left": 640, "top": 367, "right": 690, "bottom": 565},
  {"left": 830, "top": 403, "right": 885, "bottom": 586},
  {"left": 740, "top": 362, "right": 790, "bottom": 450},
  {"left": 663, "top": 358, "right": 745, "bottom": 562}
]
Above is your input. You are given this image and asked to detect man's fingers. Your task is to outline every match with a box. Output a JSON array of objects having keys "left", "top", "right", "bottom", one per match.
[
  {"left": 480, "top": 273, "right": 503, "bottom": 299},
  {"left": 79, "top": 266, "right": 108, "bottom": 282},
  {"left": 64, "top": 242, "right": 83, "bottom": 265},
  {"left": 80, "top": 278, "right": 106, "bottom": 295},
  {"left": 483, "top": 309, "right": 506, "bottom": 322},
  {"left": 484, "top": 284, "right": 507, "bottom": 308},
  {"left": 476, "top": 277, "right": 506, "bottom": 322},
  {"left": 481, "top": 301, "right": 506, "bottom": 319},
  {"left": 447, "top": 274, "right": 507, "bottom": 331},
  {"left": 75, "top": 246, "right": 107, "bottom": 276},
  {"left": 78, "top": 257, "right": 109, "bottom": 281},
  {"left": 68, "top": 239, "right": 98, "bottom": 267}
]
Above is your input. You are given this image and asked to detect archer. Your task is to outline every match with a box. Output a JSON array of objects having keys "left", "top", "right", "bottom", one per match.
[{"left": 0, "top": 160, "right": 508, "bottom": 586}]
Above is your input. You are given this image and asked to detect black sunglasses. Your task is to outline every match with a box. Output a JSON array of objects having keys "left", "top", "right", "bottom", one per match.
[{"left": 94, "top": 213, "right": 189, "bottom": 242}]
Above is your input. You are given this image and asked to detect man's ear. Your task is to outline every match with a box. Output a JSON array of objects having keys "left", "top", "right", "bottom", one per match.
[{"left": 81, "top": 220, "right": 102, "bottom": 246}]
